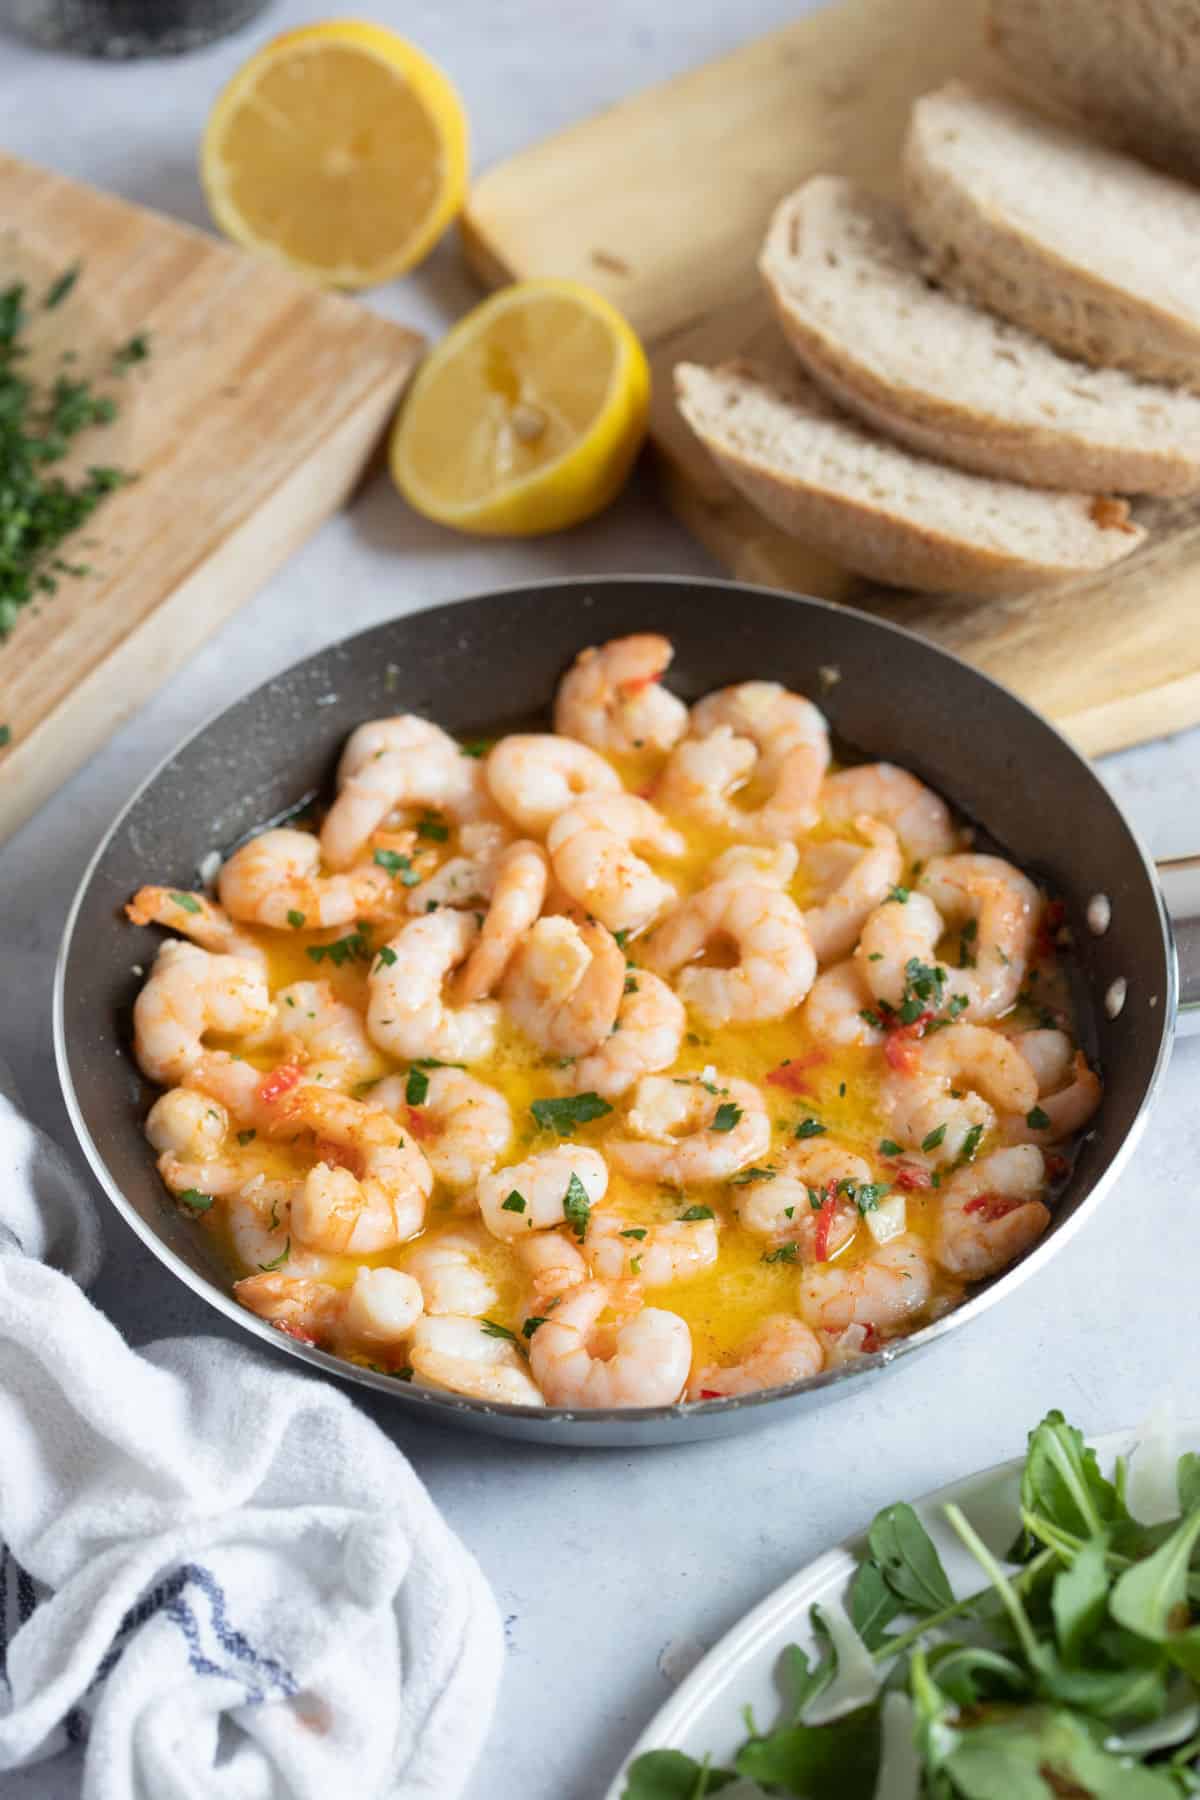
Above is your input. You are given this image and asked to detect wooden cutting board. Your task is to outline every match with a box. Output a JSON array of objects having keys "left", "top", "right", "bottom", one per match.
[
  {"left": 0, "top": 150, "right": 422, "bottom": 845},
  {"left": 462, "top": 0, "right": 1200, "bottom": 757}
]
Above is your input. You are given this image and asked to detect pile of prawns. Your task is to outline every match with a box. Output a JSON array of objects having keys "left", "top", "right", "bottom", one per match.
[{"left": 127, "top": 633, "right": 1101, "bottom": 1410}]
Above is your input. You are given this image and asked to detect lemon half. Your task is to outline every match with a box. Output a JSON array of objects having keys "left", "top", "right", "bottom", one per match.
[
  {"left": 392, "top": 279, "right": 651, "bottom": 536},
  {"left": 202, "top": 21, "right": 468, "bottom": 288}
]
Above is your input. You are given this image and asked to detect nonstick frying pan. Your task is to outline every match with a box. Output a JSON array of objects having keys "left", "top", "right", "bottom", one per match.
[{"left": 54, "top": 577, "right": 1193, "bottom": 1447}]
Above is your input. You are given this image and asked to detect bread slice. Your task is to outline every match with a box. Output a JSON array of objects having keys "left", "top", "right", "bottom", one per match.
[
  {"left": 759, "top": 176, "right": 1200, "bottom": 496},
  {"left": 673, "top": 360, "right": 1143, "bottom": 597},
  {"left": 904, "top": 83, "right": 1200, "bottom": 389},
  {"left": 989, "top": 0, "right": 1200, "bottom": 182}
]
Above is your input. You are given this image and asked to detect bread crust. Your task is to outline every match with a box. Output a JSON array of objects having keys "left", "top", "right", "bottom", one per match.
[
  {"left": 903, "top": 84, "right": 1200, "bottom": 390},
  {"left": 759, "top": 182, "right": 1200, "bottom": 496},
  {"left": 674, "top": 361, "right": 1143, "bottom": 598}
]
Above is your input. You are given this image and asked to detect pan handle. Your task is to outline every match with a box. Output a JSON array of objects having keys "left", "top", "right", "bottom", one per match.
[{"left": 1156, "top": 855, "right": 1200, "bottom": 1033}]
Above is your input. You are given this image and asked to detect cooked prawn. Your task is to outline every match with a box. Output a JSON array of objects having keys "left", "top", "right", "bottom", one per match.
[
  {"left": 659, "top": 724, "right": 823, "bottom": 843},
  {"left": 642, "top": 880, "right": 816, "bottom": 1025},
  {"left": 689, "top": 1315, "right": 824, "bottom": 1399},
  {"left": 708, "top": 842, "right": 800, "bottom": 888},
  {"left": 270, "top": 1086, "right": 433, "bottom": 1253},
  {"left": 527, "top": 1280, "right": 691, "bottom": 1408},
  {"left": 373, "top": 1067, "right": 512, "bottom": 1195},
  {"left": 587, "top": 1209, "right": 719, "bottom": 1286},
  {"left": 515, "top": 1230, "right": 589, "bottom": 1308},
  {"left": 609, "top": 1073, "right": 770, "bottom": 1185},
  {"left": 546, "top": 795, "right": 683, "bottom": 935},
  {"left": 454, "top": 840, "right": 548, "bottom": 1001},
  {"left": 916, "top": 854, "right": 1040, "bottom": 1021},
  {"left": 133, "top": 940, "right": 273, "bottom": 1089},
  {"left": 820, "top": 764, "right": 957, "bottom": 859},
  {"left": 803, "top": 818, "right": 903, "bottom": 966},
  {"left": 218, "top": 828, "right": 392, "bottom": 930},
  {"left": 554, "top": 633, "right": 688, "bottom": 754},
  {"left": 126, "top": 887, "right": 264, "bottom": 965},
  {"left": 501, "top": 916, "right": 624, "bottom": 1057},
  {"left": 405, "top": 820, "right": 513, "bottom": 915},
  {"left": 275, "top": 980, "right": 388, "bottom": 1090},
  {"left": 798, "top": 1235, "right": 933, "bottom": 1336},
  {"left": 145, "top": 1085, "right": 230, "bottom": 1163},
  {"left": 1004, "top": 1030, "right": 1101, "bottom": 1144},
  {"left": 477, "top": 1145, "right": 609, "bottom": 1241},
  {"left": 803, "top": 960, "right": 884, "bottom": 1047},
  {"left": 486, "top": 734, "right": 621, "bottom": 836},
  {"left": 935, "top": 1145, "right": 1049, "bottom": 1279},
  {"left": 408, "top": 1314, "right": 545, "bottom": 1406},
  {"left": 856, "top": 891, "right": 947, "bottom": 1014},
  {"left": 367, "top": 909, "right": 501, "bottom": 1063},
  {"left": 570, "top": 970, "right": 685, "bottom": 1099},
  {"left": 235, "top": 1266, "right": 424, "bottom": 1352},
  {"left": 880, "top": 1022, "right": 1037, "bottom": 1166},
  {"left": 690, "top": 681, "right": 830, "bottom": 780},
  {"left": 336, "top": 713, "right": 460, "bottom": 784},
  {"left": 735, "top": 1140, "right": 868, "bottom": 1261},
  {"left": 322, "top": 726, "right": 486, "bottom": 871},
  {"left": 402, "top": 1229, "right": 499, "bottom": 1317}
]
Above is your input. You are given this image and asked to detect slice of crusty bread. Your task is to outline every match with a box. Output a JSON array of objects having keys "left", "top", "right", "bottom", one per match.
[
  {"left": 989, "top": 0, "right": 1200, "bottom": 181},
  {"left": 904, "top": 83, "right": 1200, "bottom": 389},
  {"left": 673, "top": 360, "right": 1143, "bottom": 597},
  {"left": 759, "top": 176, "right": 1200, "bottom": 496}
]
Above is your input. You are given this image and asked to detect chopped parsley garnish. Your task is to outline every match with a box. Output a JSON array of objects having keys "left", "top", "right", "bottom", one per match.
[
  {"left": 480, "top": 1319, "right": 517, "bottom": 1343},
  {"left": 679, "top": 1204, "right": 714, "bottom": 1222},
  {"left": 44, "top": 264, "right": 81, "bottom": 310},
  {"left": 522, "top": 1316, "right": 547, "bottom": 1338},
  {"left": 258, "top": 1237, "right": 290, "bottom": 1270},
  {"left": 860, "top": 1008, "right": 883, "bottom": 1029},
  {"left": 761, "top": 1243, "right": 799, "bottom": 1264},
  {"left": 376, "top": 946, "right": 398, "bottom": 967},
  {"left": 177, "top": 1188, "right": 214, "bottom": 1213},
  {"left": 417, "top": 814, "right": 449, "bottom": 842},
  {"left": 712, "top": 1102, "right": 742, "bottom": 1133},
  {"left": 169, "top": 891, "right": 201, "bottom": 914},
  {"left": 879, "top": 1138, "right": 903, "bottom": 1157},
  {"left": 0, "top": 725, "right": 9, "bottom": 748},
  {"left": 958, "top": 916, "right": 979, "bottom": 968},
  {"left": 958, "top": 1122, "right": 985, "bottom": 1164},
  {"left": 405, "top": 1068, "right": 429, "bottom": 1106},
  {"left": 373, "top": 848, "right": 420, "bottom": 885},
  {"left": 113, "top": 331, "right": 150, "bottom": 367},
  {"left": 530, "top": 1092, "right": 612, "bottom": 1135},
  {"left": 620, "top": 1227, "right": 648, "bottom": 1240},
  {"left": 286, "top": 908, "right": 306, "bottom": 928},
  {"left": 887, "top": 885, "right": 910, "bottom": 904},
  {"left": 624, "top": 976, "right": 639, "bottom": 995},
  {"left": 631, "top": 1255, "right": 642, "bottom": 1275},
  {"left": 795, "top": 1117, "right": 826, "bottom": 1140},
  {"left": 501, "top": 1191, "right": 526, "bottom": 1213},
  {"left": 460, "top": 740, "right": 489, "bottom": 759},
  {"left": 730, "top": 1166, "right": 776, "bottom": 1185},
  {"left": 562, "top": 1171, "right": 592, "bottom": 1241},
  {"left": 236, "top": 1128, "right": 256, "bottom": 1147},
  {"left": 899, "top": 956, "right": 947, "bottom": 1024},
  {"left": 307, "top": 929, "right": 371, "bottom": 967},
  {"left": 854, "top": 1183, "right": 887, "bottom": 1214},
  {"left": 614, "top": 929, "right": 630, "bottom": 950},
  {"left": 921, "top": 1123, "right": 947, "bottom": 1152},
  {"left": 1026, "top": 1105, "right": 1051, "bottom": 1130}
]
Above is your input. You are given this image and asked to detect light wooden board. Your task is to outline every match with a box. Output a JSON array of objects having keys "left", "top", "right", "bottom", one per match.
[
  {"left": 0, "top": 150, "right": 423, "bottom": 844},
  {"left": 462, "top": 0, "right": 1200, "bottom": 757}
]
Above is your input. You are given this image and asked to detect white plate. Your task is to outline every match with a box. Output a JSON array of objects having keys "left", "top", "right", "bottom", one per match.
[{"left": 604, "top": 1421, "right": 1185, "bottom": 1798}]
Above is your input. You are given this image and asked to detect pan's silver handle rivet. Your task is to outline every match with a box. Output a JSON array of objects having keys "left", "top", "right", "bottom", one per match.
[
  {"left": 1105, "top": 977, "right": 1127, "bottom": 1019},
  {"left": 1086, "top": 894, "right": 1111, "bottom": 936}
]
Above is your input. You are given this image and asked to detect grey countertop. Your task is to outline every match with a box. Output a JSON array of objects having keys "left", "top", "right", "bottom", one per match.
[{"left": 4, "top": 5, "right": 1200, "bottom": 1796}]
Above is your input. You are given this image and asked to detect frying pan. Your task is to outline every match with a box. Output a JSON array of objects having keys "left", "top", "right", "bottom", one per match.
[{"left": 54, "top": 577, "right": 1194, "bottom": 1447}]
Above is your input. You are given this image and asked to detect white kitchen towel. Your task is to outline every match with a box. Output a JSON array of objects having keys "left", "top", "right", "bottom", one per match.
[{"left": 0, "top": 1064, "right": 504, "bottom": 1800}]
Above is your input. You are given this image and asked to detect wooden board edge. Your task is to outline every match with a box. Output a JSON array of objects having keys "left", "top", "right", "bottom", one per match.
[{"left": 0, "top": 358, "right": 417, "bottom": 847}]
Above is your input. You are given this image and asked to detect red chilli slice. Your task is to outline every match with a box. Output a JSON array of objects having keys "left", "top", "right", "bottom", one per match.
[
  {"left": 257, "top": 1062, "right": 304, "bottom": 1108},
  {"left": 861, "top": 1324, "right": 881, "bottom": 1354},
  {"left": 813, "top": 1187, "right": 838, "bottom": 1262},
  {"left": 1035, "top": 898, "right": 1066, "bottom": 960},
  {"left": 767, "top": 1051, "right": 828, "bottom": 1095},
  {"left": 404, "top": 1106, "right": 436, "bottom": 1142},
  {"left": 963, "top": 1192, "right": 1023, "bottom": 1222},
  {"left": 699, "top": 1389, "right": 723, "bottom": 1400},
  {"left": 891, "top": 1162, "right": 933, "bottom": 1192}
]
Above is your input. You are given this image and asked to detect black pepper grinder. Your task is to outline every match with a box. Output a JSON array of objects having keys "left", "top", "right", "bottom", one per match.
[{"left": 6, "top": 0, "right": 272, "bottom": 56}]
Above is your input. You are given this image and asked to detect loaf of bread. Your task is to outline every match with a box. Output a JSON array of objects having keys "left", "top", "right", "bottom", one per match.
[
  {"left": 989, "top": 0, "right": 1200, "bottom": 181},
  {"left": 759, "top": 176, "right": 1200, "bottom": 495},
  {"left": 674, "top": 360, "right": 1144, "bottom": 597},
  {"left": 904, "top": 83, "right": 1200, "bottom": 388}
]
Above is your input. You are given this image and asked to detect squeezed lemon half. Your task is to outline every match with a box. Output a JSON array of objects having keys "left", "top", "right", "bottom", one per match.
[
  {"left": 391, "top": 278, "right": 651, "bottom": 535},
  {"left": 201, "top": 20, "right": 468, "bottom": 288}
]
